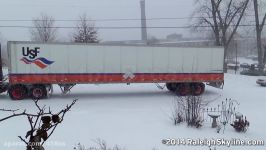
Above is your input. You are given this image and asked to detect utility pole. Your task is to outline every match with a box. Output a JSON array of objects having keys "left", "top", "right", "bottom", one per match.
[
  {"left": 235, "top": 41, "right": 238, "bottom": 74},
  {"left": 140, "top": 0, "right": 148, "bottom": 43}
]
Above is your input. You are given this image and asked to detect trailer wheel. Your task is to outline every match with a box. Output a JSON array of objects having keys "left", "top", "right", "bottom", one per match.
[
  {"left": 166, "top": 83, "right": 177, "bottom": 92},
  {"left": 191, "top": 83, "right": 205, "bottom": 96},
  {"left": 30, "top": 85, "right": 47, "bottom": 100},
  {"left": 176, "top": 83, "right": 190, "bottom": 96},
  {"left": 8, "top": 84, "right": 28, "bottom": 100}
]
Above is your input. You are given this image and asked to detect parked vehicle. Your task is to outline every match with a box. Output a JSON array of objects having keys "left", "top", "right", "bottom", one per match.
[
  {"left": 240, "top": 63, "right": 250, "bottom": 69},
  {"left": 226, "top": 59, "right": 239, "bottom": 65},
  {"left": 250, "top": 63, "right": 259, "bottom": 69},
  {"left": 227, "top": 63, "right": 240, "bottom": 70},
  {"left": 0, "top": 41, "right": 224, "bottom": 100},
  {"left": 226, "top": 59, "right": 240, "bottom": 70},
  {"left": 256, "top": 78, "right": 266, "bottom": 86}
]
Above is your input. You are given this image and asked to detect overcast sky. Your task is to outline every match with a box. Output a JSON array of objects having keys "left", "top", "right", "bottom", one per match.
[{"left": 0, "top": 0, "right": 195, "bottom": 42}]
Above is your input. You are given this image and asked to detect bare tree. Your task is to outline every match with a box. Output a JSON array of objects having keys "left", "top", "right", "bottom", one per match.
[
  {"left": 72, "top": 14, "right": 99, "bottom": 43},
  {"left": 193, "top": 0, "right": 249, "bottom": 72},
  {"left": 30, "top": 13, "right": 57, "bottom": 42},
  {"left": 0, "top": 99, "right": 77, "bottom": 150},
  {"left": 253, "top": 0, "right": 266, "bottom": 72}
]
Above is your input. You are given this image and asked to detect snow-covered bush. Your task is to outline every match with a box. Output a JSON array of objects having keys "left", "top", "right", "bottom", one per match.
[
  {"left": 172, "top": 96, "right": 204, "bottom": 128},
  {"left": 231, "top": 116, "right": 249, "bottom": 132}
]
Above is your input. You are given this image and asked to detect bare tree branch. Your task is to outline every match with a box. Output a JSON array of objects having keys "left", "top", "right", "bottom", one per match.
[
  {"left": 201, "top": 17, "right": 215, "bottom": 32},
  {"left": 254, "top": 0, "right": 266, "bottom": 72},
  {"left": 224, "top": 0, "right": 234, "bottom": 25},
  {"left": 211, "top": 0, "right": 221, "bottom": 46},
  {"left": 0, "top": 99, "right": 78, "bottom": 150},
  {"left": 30, "top": 13, "right": 57, "bottom": 42},
  {"left": 226, "top": 6, "right": 242, "bottom": 29},
  {"left": 192, "top": 0, "right": 249, "bottom": 72},
  {"left": 18, "top": 136, "right": 28, "bottom": 145},
  {"left": 42, "top": 99, "right": 77, "bottom": 145},
  {"left": 0, "top": 108, "right": 19, "bottom": 112},
  {"left": 0, "top": 110, "right": 51, "bottom": 122},
  {"left": 226, "top": 0, "right": 249, "bottom": 47},
  {"left": 260, "top": 13, "right": 266, "bottom": 31}
]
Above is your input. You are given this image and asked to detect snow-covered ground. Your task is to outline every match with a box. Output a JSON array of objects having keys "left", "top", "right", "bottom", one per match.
[{"left": 0, "top": 69, "right": 266, "bottom": 150}]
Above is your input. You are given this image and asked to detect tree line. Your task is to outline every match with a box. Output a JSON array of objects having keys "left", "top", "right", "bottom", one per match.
[
  {"left": 30, "top": 13, "right": 98, "bottom": 43},
  {"left": 193, "top": 0, "right": 266, "bottom": 73}
]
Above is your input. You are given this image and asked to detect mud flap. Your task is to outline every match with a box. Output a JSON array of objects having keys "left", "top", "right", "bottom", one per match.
[
  {"left": 46, "top": 84, "right": 53, "bottom": 98},
  {"left": 207, "top": 81, "right": 224, "bottom": 89},
  {"left": 0, "top": 82, "right": 8, "bottom": 93}
]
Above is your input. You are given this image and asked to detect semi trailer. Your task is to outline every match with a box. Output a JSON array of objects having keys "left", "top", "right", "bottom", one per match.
[{"left": 0, "top": 41, "right": 224, "bottom": 100}]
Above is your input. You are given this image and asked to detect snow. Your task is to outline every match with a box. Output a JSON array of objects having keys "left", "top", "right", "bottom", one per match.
[{"left": 0, "top": 69, "right": 266, "bottom": 150}]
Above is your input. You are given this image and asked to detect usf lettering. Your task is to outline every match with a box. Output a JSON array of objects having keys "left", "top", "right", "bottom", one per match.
[
  {"left": 22, "top": 47, "right": 40, "bottom": 59},
  {"left": 20, "top": 47, "right": 54, "bottom": 69}
]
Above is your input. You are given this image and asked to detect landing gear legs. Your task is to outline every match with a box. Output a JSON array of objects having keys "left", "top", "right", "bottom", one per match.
[{"left": 59, "top": 84, "right": 76, "bottom": 94}]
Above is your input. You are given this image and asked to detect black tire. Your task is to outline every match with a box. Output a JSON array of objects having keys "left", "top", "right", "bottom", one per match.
[
  {"left": 8, "top": 84, "right": 28, "bottom": 100},
  {"left": 166, "top": 83, "right": 177, "bottom": 92},
  {"left": 30, "top": 85, "right": 47, "bottom": 100},
  {"left": 0, "top": 83, "right": 8, "bottom": 93},
  {"left": 191, "top": 83, "right": 205, "bottom": 96},
  {"left": 176, "top": 83, "right": 190, "bottom": 96}
]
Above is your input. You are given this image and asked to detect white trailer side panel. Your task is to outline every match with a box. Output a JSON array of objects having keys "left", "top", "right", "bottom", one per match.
[{"left": 8, "top": 41, "right": 224, "bottom": 84}]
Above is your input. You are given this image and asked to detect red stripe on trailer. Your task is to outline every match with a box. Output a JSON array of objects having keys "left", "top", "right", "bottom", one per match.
[
  {"left": 33, "top": 60, "right": 47, "bottom": 69},
  {"left": 9, "top": 73, "right": 224, "bottom": 84}
]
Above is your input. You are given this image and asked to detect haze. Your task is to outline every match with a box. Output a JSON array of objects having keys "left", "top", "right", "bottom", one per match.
[{"left": 0, "top": 0, "right": 194, "bottom": 42}]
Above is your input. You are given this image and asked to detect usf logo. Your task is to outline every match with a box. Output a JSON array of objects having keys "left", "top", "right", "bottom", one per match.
[
  {"left": 20, "top": 47, "right": 54, "bottom": 69},
  {"left": 22, "top": 47, "right": 40, "bottom": 59}
]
